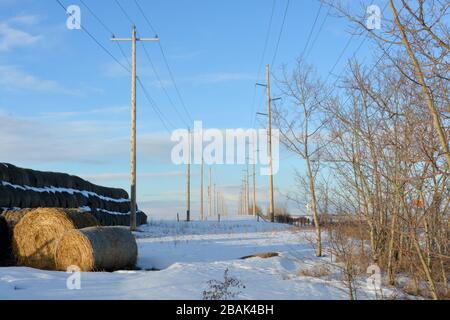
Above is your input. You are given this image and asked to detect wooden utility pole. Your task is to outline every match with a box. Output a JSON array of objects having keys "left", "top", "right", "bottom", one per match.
[
  {"left": 252, "top": 138, "right": 257, "bottom": 217},
  {"left": 186, "top": 129, "right": 191, "bottom": 221},
  {"left": 208, "top": 167, "right": 212, "bottom": 217},
  {"left": 266, "top": 64, "right": 275, "bottom": 222},
  {"left": 200, "top": 135, "right": 204, "bottom": 221},
  {"left": 245, "top": 159, "right": 249, "bottom": 215},
  {"left": 238, "top": 190, "right": 243, "bottom": 215},
  {"left": 112, "top": 27, "right": 159, "bottom": 231},
  {"left": 214, "top": 184, "right": 217, "bottom": 216}
]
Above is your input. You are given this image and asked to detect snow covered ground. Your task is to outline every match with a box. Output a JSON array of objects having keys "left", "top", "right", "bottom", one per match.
[{"left": 0, "top": 217, "right": 401, "bottom": 300}]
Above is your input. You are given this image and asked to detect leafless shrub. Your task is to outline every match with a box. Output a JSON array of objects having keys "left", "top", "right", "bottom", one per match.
[{"left": 203, "top": 268, "right": 245, "bottom": 300}]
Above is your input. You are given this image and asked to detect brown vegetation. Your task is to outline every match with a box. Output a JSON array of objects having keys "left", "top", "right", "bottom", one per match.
[{"left": 274, "top": 1, "right": 449, "bottom": 299}]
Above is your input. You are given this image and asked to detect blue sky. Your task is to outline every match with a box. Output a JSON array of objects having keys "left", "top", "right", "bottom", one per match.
[{"left": 0, "top": 0, "right": 384, "bottom": 217}]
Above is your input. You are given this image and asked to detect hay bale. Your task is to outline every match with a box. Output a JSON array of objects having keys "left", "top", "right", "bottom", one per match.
[
  {"left": 1, "top": 209, "right": 34, "bottom": 264},
  {"left": 55, "top": 226, "right": 137, "bottom": 272},
  {"left": 0, "top": 185, "right": 13, "bottom": 207},
  {"left": 12, "top": 208, "right": 99, "bottom": 270},
  {"left": 2, "top": 209, "right": 34, "bottom": 228}
]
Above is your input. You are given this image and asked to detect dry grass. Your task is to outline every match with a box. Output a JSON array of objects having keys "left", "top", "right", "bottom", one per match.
[{"left": 298, "top": 264, "right": 332, "bottom": 278}]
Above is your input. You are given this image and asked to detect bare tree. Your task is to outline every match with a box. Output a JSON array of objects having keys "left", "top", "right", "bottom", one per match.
[{"left": 273, "top": 60, "right": 330, "bottom": 257}]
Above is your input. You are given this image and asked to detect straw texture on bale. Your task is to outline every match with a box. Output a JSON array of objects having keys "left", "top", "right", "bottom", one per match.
[
  {"left": 2, "top": 209, "right": 34, "bottom": 228},
  {"left": 55, "top": 226, "right": 138, "bottom": 272},
  {"left": 0, "top": 209, "right": 34, "bottom": 265},
  {"left": 12, "top": 208, "right": 99, "bottom": 270}
]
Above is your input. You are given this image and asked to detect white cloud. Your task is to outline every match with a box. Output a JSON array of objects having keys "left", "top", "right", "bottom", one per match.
[
  {"left": 81, "top": 171, "right": 184, "bottom": 183},
  {"left": 0, "top": 22, "right": 41, "bottom": 51},
  {"left": 0, "top": 110, "right": 174, "bottom": 165},
  {"left": 148, "top": 72, "right": 254, "bottom": 88},
  {"left": 40, "top": 106, "right": 128, "bottom": 118},
  {"left": 8, "top": 14, "right": 41, "bottom": 26},
  {"left": 0, "top": 64, "right": 78, "bottom": 94}
]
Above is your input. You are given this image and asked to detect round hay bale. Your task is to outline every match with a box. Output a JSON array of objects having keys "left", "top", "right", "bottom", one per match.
[
  {"left": 55, "top": 226, "right": 137, "bottom": 272},
  {"left": 1, "top": 209, "right": 34, "bottom": 264},
  {"left": 91, "top": 211, "right": 106, "bottom": 226},
  {"left": 38, "top": 192, "right": 49, "bottom": 207},
  {"left": 33, "top": 171, "right": 46, "bottom": 188},
  {"left": 56, "top": 193, "right": 68, "bottom": 208},
  {"left": 6, "top": 166, "right": 24, "bottom": 185},
  {"left": 0, "top": 185, "right": 13, "bottom": 207},
  {"left": 44, "top": 172, "right": 59, "bottom": 188},
  {"left": 21, "top": 169, "right": 33, "bottom": 186},
  {"left": 74, "top": 192, "right": 88, "bottom": 207},
  {"left": 65, "top": 194, "right": 77, "bottom": 208},
  {"left": 26, "top": 169, "right": 38, "bottom": 187},
  {"left": 2, "top": 209, "right": 34, "bottom": 228},
  {"left": 0, "top": 163, "right": 10, "bottom": 181},
  {"left": 54, "top": 173, "right": 69, "bottom": 188},
  {"left": 29, "top": 191, "right": 42, "bottom": 208},
  {"left": 43, "top": 191, "right": 58, "bottom": 208},
  {"left": 10, "top": 189, "right": 23, "bottom": 208},
  {"left": 19, "top": 190, "right": 33, "bottom": 208},
  {"left": 12, "top": 208, "right": 99, "bottom": 270},
  {"left": 65, "top": 175, "right": 76, "bottom": 189},
  {"left": 87, "top": 196, "right": 101, "bottom": 211}
]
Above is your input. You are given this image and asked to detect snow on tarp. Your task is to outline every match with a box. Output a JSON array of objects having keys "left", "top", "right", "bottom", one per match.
[
  {"left": 1, "top": 181, "right": 129, "bottom": 203},
  {"left": 0, "top": 163, "right": 147, "bottom": 225}
]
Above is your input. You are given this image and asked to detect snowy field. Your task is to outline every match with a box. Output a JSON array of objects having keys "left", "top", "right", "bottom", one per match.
[{"left": 0, "top": 217, "right": 401, "bottom": 300}]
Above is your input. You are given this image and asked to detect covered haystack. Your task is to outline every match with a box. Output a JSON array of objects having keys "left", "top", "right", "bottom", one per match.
[
  {"left": 55, "top": 226, "right": 137, "bottom": 272},
  {"left": 0, "top": 215, "right": 9, "bottom": 264},
  {"left": 12, "top": 208, "right": 99, "bottom": 270}
]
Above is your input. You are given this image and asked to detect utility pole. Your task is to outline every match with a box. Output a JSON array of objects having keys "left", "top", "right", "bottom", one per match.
[
  {"left": 112, "top": 26, "right": 159, "bottom": 231},
  {"left": 208, "top": 167, "right": 212, "bottom": 217},
  {"left": 245, "top": 159, "right": 249, "bottom": 216},
  {"left": 214, "top": 184, "right": 217, "bottom": 216},
  {"left": 186, "top": 129, "right": 191, "bottom": 221},
  {"left": 238, "top": 190, "right": 243, "bottom": 215},
  {"left": 266, "top": 64, "right": 275, "bottom": 222},
  {"left": 252, "top": 137, "right": 257, "bottom": 217},
  {"left": 200, "top": 132, "right": 204, "bottom": 221}
]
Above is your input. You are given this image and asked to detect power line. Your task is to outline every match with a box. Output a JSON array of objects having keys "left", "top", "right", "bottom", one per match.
[
  {"left": 55, "top": 0, "right": 130, "bottom": 74},
  {"left": 56, "top": 0, "right": 174, "bottom": 133},
  {"left": 252, "top": 0, "right": 290, "bottom": 131},
  {"left": 113, "top": 0, "right": 188, "bottom": 129},
  {"left": 271, "top": 0, "right": 291, "bottom": 67},
  {"left": 137, "top": 77, "right": 175, "bottom": 133},
  {"left": 134, "top": 0, "right": 193, "bottom": 124},
  {"left": 250, "top": 0, "right": 277, "bottom": 129},
  {"left": 299, "top": 1, "right": 323, "bottom": 61},
  {"left": 133, "top": 0, "right": 158, "bottom": 34},
  {"left": 140, "top": 41, "right": 190, "bottom": 127},
  {"left": 79, "top": 0, "right": 132, "bottom": 69},
  {"left": 114, "top": 0, "right": 135, "bottom": 26},
  {"left": 304, "top": 5, "right": 332, "bottom": 61},
  {"left": 256, "top": 0, "right": 277, "bottom": 82},
  {"left": 79, "top": 0, "right": 114, "bottom": 35}
]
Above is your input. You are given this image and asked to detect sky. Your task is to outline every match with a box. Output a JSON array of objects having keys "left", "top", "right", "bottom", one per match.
[{"left": 0, "top": 0, "right": 385, "bottom": 218}]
